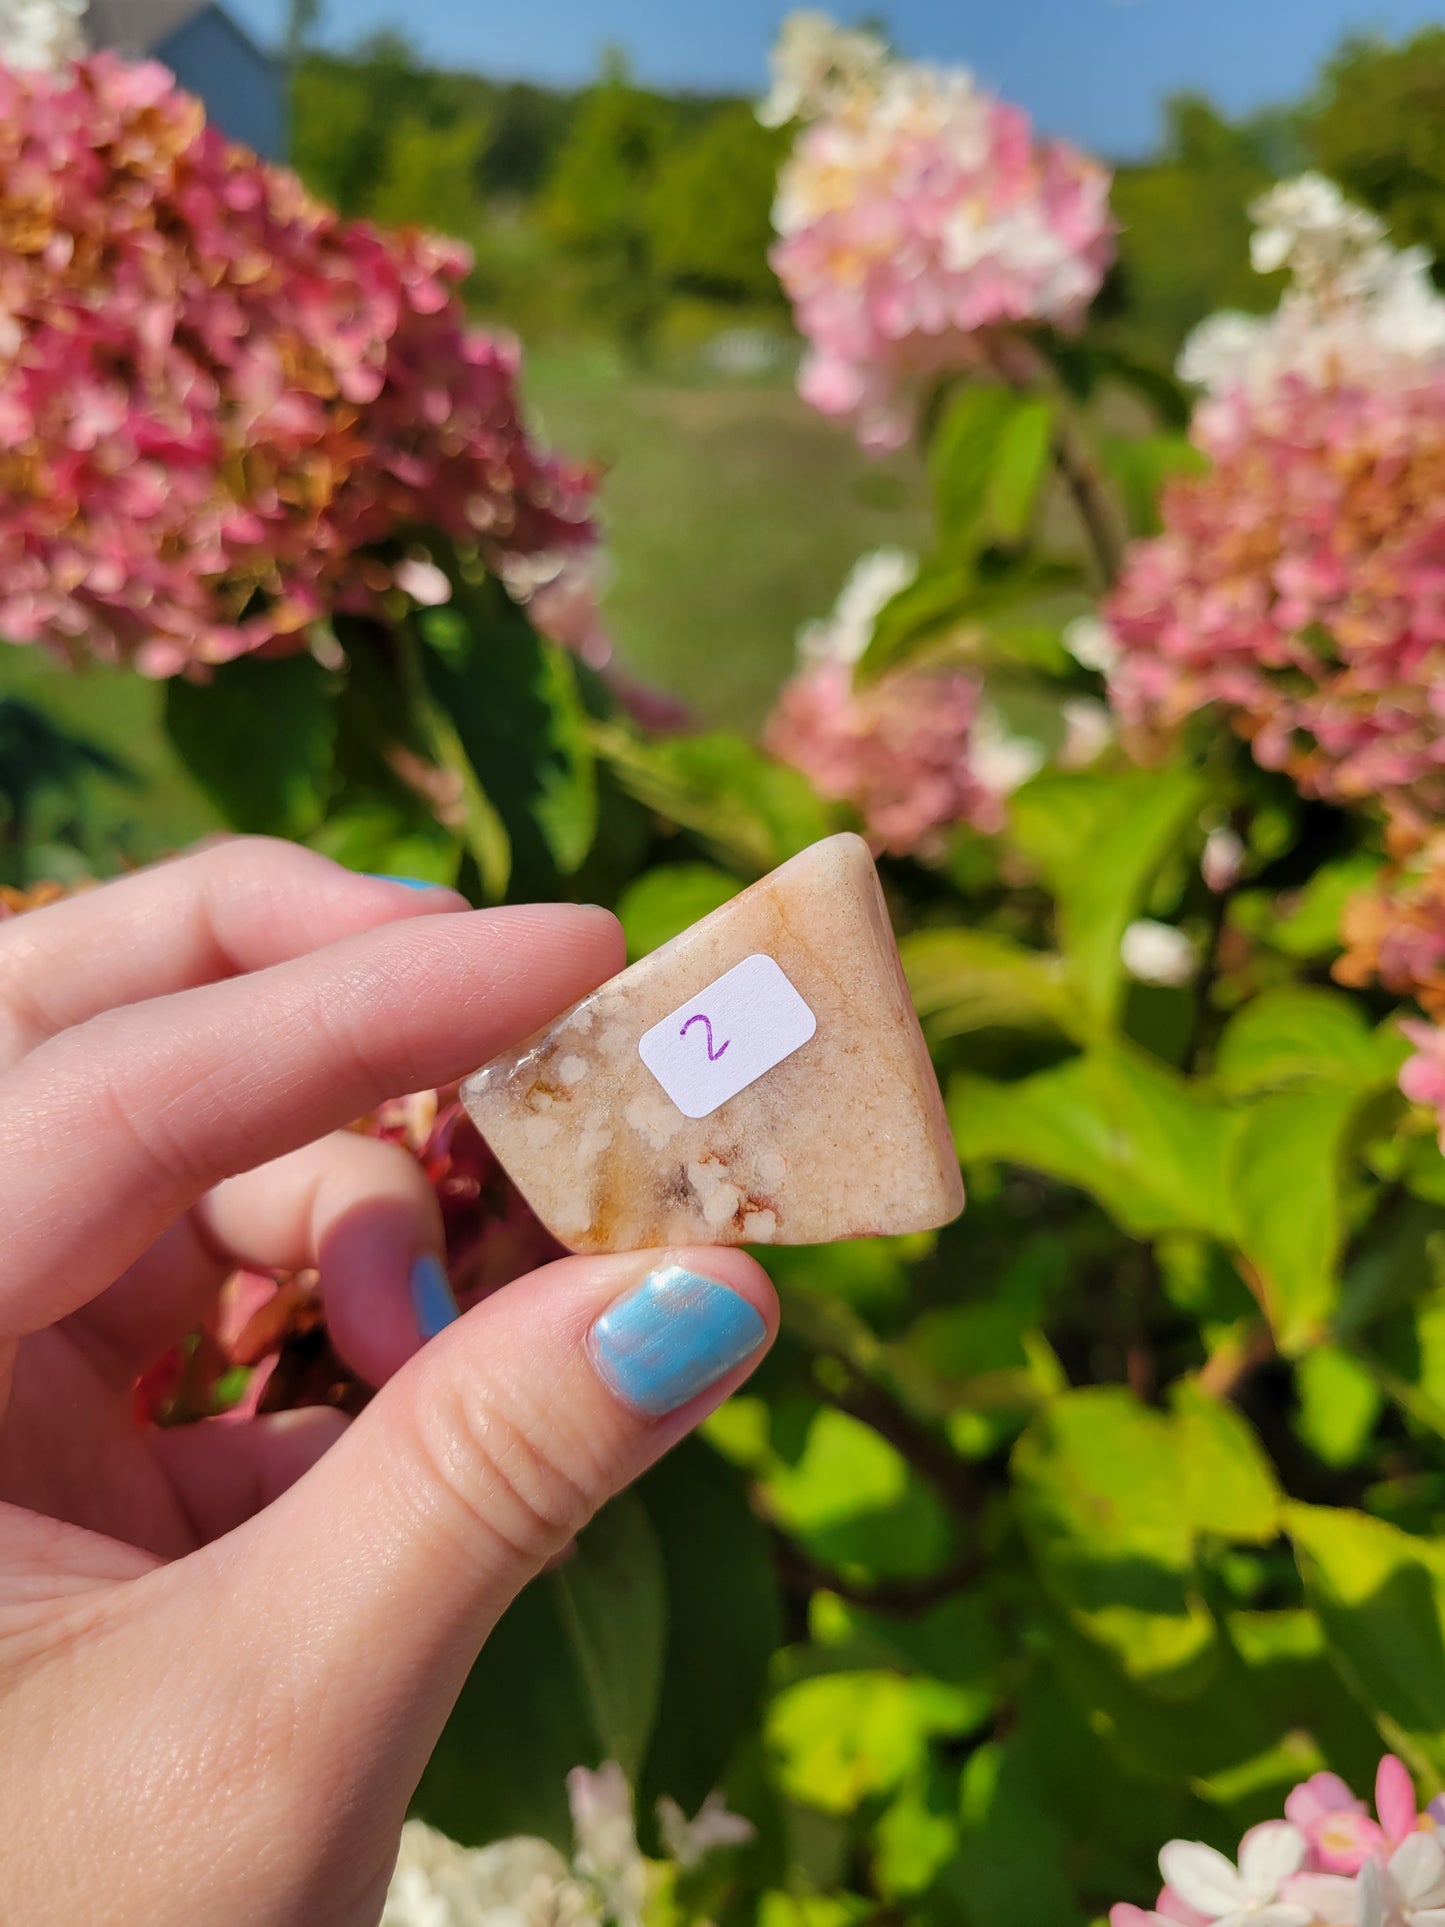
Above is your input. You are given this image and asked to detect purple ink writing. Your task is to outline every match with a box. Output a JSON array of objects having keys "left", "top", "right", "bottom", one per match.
[{"left": 680, "top": 1012, "right": 730, "bottom": 1061}]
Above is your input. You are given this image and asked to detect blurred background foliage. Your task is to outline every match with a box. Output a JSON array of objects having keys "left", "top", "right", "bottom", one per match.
[{"left": 13, "top": 14, "right": 1445, "bottom": 1927}]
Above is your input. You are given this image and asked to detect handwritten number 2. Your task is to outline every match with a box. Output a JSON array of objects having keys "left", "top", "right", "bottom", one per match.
[{"left": 680, "top": 1012, "right": 730, "bottom": 1061}]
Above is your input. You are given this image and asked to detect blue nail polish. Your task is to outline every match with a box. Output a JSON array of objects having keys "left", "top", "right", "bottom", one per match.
[
  {"left": 589, "top": 1265, "right": 767, "bottom": 1418},
  {"left": 410, "top": 1254, "right": 459, "bottom": 1340},
  {"left": 367, "top": 873, "right": 441, "bottom": 891}
]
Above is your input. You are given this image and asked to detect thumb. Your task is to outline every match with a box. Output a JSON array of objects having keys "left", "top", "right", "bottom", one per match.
[{"left": 181, "top": 1248, "right": 775, "bottom": 1836}]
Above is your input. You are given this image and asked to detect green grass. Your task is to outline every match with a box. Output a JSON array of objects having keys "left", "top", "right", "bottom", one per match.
[
  {"left": 526, "top": 346, "right": 930, "bottom": 730},
  {"left": 0, "top": 350, "right": 928, "bottom": 875}
]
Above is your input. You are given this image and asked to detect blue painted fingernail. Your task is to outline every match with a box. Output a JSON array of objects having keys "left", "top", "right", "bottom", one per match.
[
  {"left": 410, "top": 1254, "right": 459, "bottom": 1340},
  {"left": 589, "top": 1265, "right": 767, "bottom": 1418},
  {"left": 367, "top": 873, "right": 441, "bottom": 891}
]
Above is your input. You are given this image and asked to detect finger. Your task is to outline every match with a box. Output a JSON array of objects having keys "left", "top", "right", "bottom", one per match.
[
  {"left": 0, "top": 836, "right": 464, "bottom": 1068},
  {"left": 67, "top": 1133, "right": 444, "bottom": 1388},
  {"left": 201, "top": 1132, "right": 446, "bottom": 1388},
  {"left": 0, "top": 904, "right": 622, "bottom": 1341},
  {"left": 158, "top": 1249, "right": 776, "bottom": 1817},
  {"left": 151, "top": 1408, "right": 350, "bottom": 1544}
]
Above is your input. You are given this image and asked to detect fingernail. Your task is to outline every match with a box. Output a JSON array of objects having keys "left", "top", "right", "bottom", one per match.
[
  {"left": 410, "top": 1254, "right": 459, "bottom": 1340},
  {"left": 368, "top": 873, "right": 443, "bottom": 891},
  {"left": 589, "top": 1265, "right": 767, "bottom": 1418}
]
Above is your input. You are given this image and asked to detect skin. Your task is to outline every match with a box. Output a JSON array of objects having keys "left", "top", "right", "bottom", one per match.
[{"left": 0, "top": 838, "right": 778, "bottom": 1925}]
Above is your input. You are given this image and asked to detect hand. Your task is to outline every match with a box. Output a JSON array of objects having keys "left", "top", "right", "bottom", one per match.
[{"left": 0, "top": 840, "right": 777, "bottom": 1925}]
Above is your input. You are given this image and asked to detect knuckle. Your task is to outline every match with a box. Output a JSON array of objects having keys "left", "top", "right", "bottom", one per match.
[{"left": 409, "top": 1369, "right": 606, "bottom": 1578}]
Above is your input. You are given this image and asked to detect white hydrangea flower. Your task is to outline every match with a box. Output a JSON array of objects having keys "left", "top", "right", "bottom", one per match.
[
  {"left": 1158, "top": 1821, "right": 1311, "bottom": 1926},
  {"left": 1058, "top": 696, "right": 1114, "bottom": 769},
  {"left": 969, "top": 703, "right": 1046, "bottom": 795},
  {"left": 757, "top": 8, "right": 888, "bottom": 126},
  {"left": 0, "top": 0, "right": 85, "bottom": 71},
  {"left": 1179, "top": 172, "right": 1445, "bottom": 403},
  {"left": 382, "top": 1821, "right": 599, "bottom": 1927},
  {"left": 1121, "top": 920, "right": 1197, "bottom": 988},
  {"left": 566, "top": 1764, "right": 647, "bottom": 1927},
  {"left": 797, "top": 547, "right": 918, "bottom": 666},
  {"left": 1062, "top": 613, "right": 1120, "bottom": 675},
  {"left": 655, "top": 1790, "right": 756, "bottom": 1871}
]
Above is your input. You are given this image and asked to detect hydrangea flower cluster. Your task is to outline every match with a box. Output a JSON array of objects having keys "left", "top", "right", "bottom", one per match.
[
  {"left": 1336, "top": 833, "right": 1445, "bottom": 1145},
  {"left": 763, "top": 550, "right": 1032, "bottom": 856},
  {"left": 1104, "top": 177, "right": 1445, "bottom": 827},
  {"left": 0, "top": 55, "right": 594, "bottom": 675},
  {"left": 761, "top": 11, "right": 1114, "bottom": 449},
  {"left": 1112, "top": 1757, "right": 1445, "bottom": 1927},
  {"left": 382, "top": 1763, "right": 752, "bottom": 1927}
]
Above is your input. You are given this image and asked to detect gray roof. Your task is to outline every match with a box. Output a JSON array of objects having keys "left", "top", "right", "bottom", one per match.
[{"left": 85, "top": 0, "right": 265, "bottom": 57}]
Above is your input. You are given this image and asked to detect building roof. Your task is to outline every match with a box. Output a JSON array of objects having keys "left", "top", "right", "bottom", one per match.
[{"left": 86, "top": 0, "right": 274, "bottom": 65}]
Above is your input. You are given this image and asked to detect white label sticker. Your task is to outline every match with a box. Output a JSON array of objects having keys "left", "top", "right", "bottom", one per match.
[{"left": 638, "top": 953, "right": 817, "bottom": 1120}]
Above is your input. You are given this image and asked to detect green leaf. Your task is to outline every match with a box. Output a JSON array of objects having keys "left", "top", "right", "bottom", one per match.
[
  {"left": 761, "top": 1407, "right": 954, "bottom": 1581},
  {"left": 1170, "top": 1382, "right": 1281, "bottom": 1543},
  {"left": 416, "top": 578, "right": 596, "bottom": 895},
  {"left": 899, "top": 928, "right": 1081, "bottom": 1042},
  {"left": 616, "top": 863, "right": 739, "bottom": 960},
  {"left": 767, "top": 1672, "right": 985, "bottom": 1814},
  {"left": 636, "top": 1440, "right": 783, "bottom": 1818},
  {"left": 552, "top": 1491, "right": 666, "bottom": 1782},
  {"left": 1294, "top": 1346, "right": 1383, "bottom": 1468},
  {"left": 1010, "top": 765, "right": 1205, "bottom": 1027},
  {"left": 929, "top": 386, "right": 1056, "bottom": 556},
  {"left": 1214, "top": 988, "right": 1394, "bottom": 1095},
  {"left": 950, "top": 1737, "right": 1086, "bottom": 1927},
  {"left": 1225, "top": 1086, "right": 1359, "bottom": 1351},
  {"left": 1014, "top": 1387, "right": 1222, "bottom": 1687},
  {"left": 164, "top": 650, "right": 336, "bottom": 837},
  {"left": 1097, "top": 432, "right": 1207, "bottom": 537},
  {"left": 859, "top": 561, "right": 974, "bottom": 680},
  {"left": 950, "top": 1046, "right": 1234, "bottom": 1239},
  {"left": 412, "top": 1567, "right": 597, "bottom": 1847},
  {"left": 1289, "top": 1502, "right": 1445, "bottom": 1778},
  {"left": 595, "top": 726, "right": 833, "bottom": 875}
]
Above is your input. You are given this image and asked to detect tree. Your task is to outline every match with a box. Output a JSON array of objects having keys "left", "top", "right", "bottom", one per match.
[
  {"left": 1306, "top": 29, "right": 1445, "bottom": 265},
  {"left": 541, "top": 53, "right": 678, "bottom": 359},
  {"left": 647, "top": 102, "right": 788, "bottom": 306}
]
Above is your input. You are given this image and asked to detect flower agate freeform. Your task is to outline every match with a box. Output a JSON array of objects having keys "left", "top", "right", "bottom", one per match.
[
  {"left": 0, "top": 56, "right": 594, "bottom": 674},
  {"left": 462, "top": 835, "right": 964, "bottom": 1253},
  {"left": 763, "top": 11, "right": 1114, "bottom": 448}
]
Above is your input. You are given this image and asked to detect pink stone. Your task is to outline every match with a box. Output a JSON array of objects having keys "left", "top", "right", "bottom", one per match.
[{"left": 461, "top": 834, "right": 964, "bottom": 1252}]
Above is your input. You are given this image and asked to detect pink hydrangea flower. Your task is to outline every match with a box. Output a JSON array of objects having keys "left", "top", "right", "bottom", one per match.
[
  {"left": 765, "top": 653, "right": 1005, "bottom": 857},
  {"left": 1105, "top": 373, "right": 1445, "bottom": 824},
  {"left": 0, "top": 55, "right": 594, "bottom": 674},
  {"left": 763, "top": 14, "right": 1114, "bottom": 449},
  {"left": 1105, "top": 180, "right": 1445, "bottom": 829}
]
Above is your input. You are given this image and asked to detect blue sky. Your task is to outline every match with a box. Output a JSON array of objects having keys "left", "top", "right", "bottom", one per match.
[{"left": 229, "top": 0, "right": 1445, "bottom": 159}]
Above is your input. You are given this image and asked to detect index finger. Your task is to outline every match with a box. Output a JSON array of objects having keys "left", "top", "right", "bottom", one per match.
[
  {"left": 0, "top": 904, "right": 622, "bottom": 1341},
  {"left": 0, "top": 837, "right": 465, "bottom": 1070}
]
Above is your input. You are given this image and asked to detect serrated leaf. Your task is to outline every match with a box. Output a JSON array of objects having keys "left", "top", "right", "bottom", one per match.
[
  {"left": 950, "top": 1046, "right": 1234, "bottom": 1238},
  {"left": 1225, "top": 1086, "right": 1358, "bottom": 1351},
  {"left": 899, "top": 927, "right": 1081, "bottom": 1042},
  {"left": 1010, "top": 765, "right": 1205, "bottom": 1027},
  {"left": 595, "top": 725, "right": 833, "bottom": 875},
  {"left": 1214, "top": 987, "right": 1394, "bottom": 1095}
]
